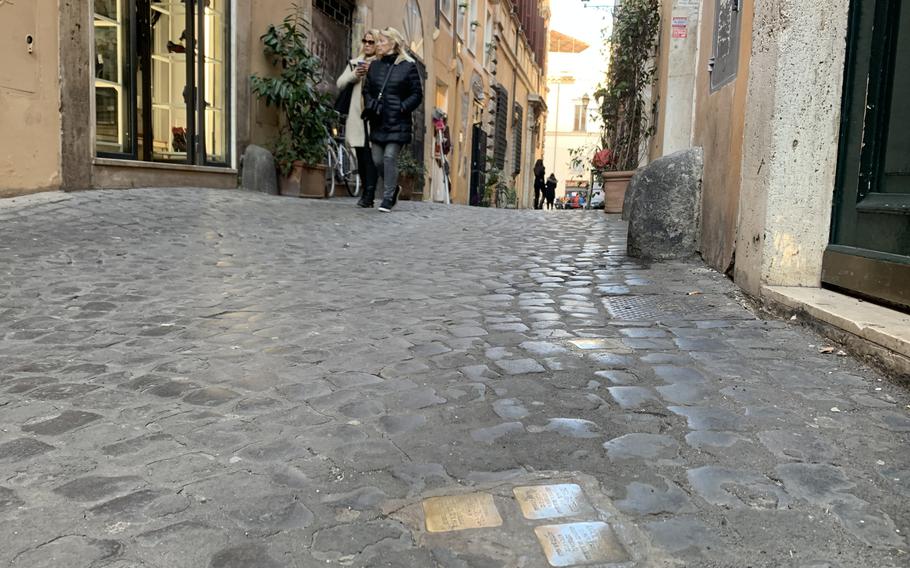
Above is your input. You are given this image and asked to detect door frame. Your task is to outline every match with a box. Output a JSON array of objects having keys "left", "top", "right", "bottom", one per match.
[{"left": 824, "top": 0, "right": 910, "bottom": 309}]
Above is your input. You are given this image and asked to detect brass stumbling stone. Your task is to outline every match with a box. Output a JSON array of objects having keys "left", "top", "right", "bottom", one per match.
[
  {"left": 513, "top": 484, "right": 594, "bottom": 520},
  {"left": 422, "top": 493, "right": 504, "bottom": 533},
  {"left": 534, "top": 522, "right": 630, "bottom": 567}
]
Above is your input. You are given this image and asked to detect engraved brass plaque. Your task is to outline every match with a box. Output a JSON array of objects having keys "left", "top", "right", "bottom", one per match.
[
  {"left": 534, "top": 522, "right": 630, "bottom": 567},
  {"left": 423, "top": 493, "right": 504, "bottom": 533},
  {"left": 568, "top": 338, "right": 626, "bottom": 351},
  {"left": 513, "top": 484, "right": 594, "bottom": 520}
]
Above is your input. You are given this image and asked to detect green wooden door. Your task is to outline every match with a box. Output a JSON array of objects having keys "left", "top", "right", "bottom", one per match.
[{"left": 824, "top": 0, "right": 910, "bottom": 309}]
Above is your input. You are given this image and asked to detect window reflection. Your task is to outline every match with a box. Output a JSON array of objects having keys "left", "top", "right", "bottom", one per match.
[
  {"left": 94, "top": 0, "right": 230, "bottom": 165},
  {"left": 94, "top": 0, "right": 131, "bottom": 154},
  {"left": 203, "top": 0, "right": 227, "bottom": 163}
]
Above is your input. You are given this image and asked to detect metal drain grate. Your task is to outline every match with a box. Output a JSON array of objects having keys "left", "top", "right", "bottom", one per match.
[{"left": 603, "top": 296, "right": 688, "bottom": 320}]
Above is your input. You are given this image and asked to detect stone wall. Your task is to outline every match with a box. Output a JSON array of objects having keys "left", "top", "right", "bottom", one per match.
[{"left": 735, "top": 0, "right": 850, "bottom": 295}]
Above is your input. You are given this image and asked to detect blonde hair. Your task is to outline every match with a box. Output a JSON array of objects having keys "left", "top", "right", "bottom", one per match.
[
  {"left": 381, "top": 27, "right": 414, "bottom": 63},
  {"left": 356, "top": 28, "right": 382, "bottom": 60}
]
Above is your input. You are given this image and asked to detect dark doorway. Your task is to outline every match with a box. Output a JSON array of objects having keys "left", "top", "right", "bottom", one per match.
[
  {"left": 825, "top": 0, "right": 910, "bottom": 310},
  {"left": 469, "top": 122, "right": 487, "bottom": 206}
]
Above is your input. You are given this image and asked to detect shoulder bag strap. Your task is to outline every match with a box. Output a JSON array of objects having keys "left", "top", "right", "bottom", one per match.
[{"left": 377, "top": 64, "right": 395, "bottom": 100}]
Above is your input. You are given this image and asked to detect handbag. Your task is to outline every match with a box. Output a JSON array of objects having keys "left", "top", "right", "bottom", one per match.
[
  {"left": 333, "top": 82, "right": 354, "bottom": 115},
  {"left": 362, "top": 63, "right": 395, "bottom": 121}
]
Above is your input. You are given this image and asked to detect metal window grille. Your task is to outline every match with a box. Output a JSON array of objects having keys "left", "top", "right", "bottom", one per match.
[
  {"left": 314, "top": 0, "right": 353, "bottom": 27},
  {"left": 493, "top": 85, "right": 509, "bottom": 170}
]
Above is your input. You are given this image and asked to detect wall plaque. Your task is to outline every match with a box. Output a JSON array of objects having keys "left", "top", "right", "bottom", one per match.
[
  {"left": 423, "top": 493, "right": 503, "bottom": 533},
  {"left": 514, "top": 484, "right": 594, "bottom": 520}
]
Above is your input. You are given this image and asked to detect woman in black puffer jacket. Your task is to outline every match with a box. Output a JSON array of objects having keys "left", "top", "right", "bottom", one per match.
[{"left": 362, "top": 27, "right": 424, "bottom": 212}]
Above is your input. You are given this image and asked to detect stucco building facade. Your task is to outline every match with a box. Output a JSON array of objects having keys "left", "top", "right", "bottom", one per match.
[{"left": 0, "top": 0, "right": 548, "bottom": 210}]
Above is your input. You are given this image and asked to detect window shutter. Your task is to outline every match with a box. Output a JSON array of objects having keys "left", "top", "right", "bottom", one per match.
[
  {"left": 493, "top": 85, "right": 509, "bottom": 170},
  {"left": 512, "top": 103, "right": 523, "bottom": 176}
]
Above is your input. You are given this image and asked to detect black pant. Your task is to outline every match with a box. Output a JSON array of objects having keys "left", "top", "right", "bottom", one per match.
[
  {"left": 355, "top": 145, "right": 377, "bottom": 199},
  {"left": 534, "top": 187, "right": 542, "bottom": 209}
]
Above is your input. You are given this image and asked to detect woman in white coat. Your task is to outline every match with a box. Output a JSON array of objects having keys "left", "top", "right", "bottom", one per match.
[{"left": 336, "top": 29, "right": 380, "bottom": 208}]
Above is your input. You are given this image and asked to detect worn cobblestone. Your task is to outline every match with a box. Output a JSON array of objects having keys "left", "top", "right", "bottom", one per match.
[{"left": 0, "top": 188, "right": 908, "bottom": 567}]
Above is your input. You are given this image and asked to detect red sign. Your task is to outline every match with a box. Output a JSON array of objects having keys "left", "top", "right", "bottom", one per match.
[{"left": 672, "top": 16, "right": 688, "bottom": 39}]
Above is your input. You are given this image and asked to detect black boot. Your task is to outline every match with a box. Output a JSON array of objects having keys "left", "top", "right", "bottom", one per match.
[{"left": 357, "top": 187, "right": 375, "bottom": 208}]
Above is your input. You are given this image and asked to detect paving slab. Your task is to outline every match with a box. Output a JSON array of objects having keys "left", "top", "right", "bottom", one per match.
[{"left": 0, "top": 189, "right": 907, "bottom": 567}]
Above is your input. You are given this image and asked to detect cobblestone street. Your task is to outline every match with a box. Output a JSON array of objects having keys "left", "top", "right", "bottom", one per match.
[{"left": 0, "top": 188, "right": 908, "bottom": 567}]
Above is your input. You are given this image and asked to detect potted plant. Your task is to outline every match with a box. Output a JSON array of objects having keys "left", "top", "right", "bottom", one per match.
[
  {"left": 593, "top": 0, "right": 660, "bottom": 213},
  {"left": 250, "top": 3, "right": 336, "bottom": 198},
  {"left": 396, "top": 149, "right": 426, "bottom": 201}
]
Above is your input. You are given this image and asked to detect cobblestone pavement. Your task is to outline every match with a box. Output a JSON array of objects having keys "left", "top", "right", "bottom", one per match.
[{"left": 0, "top": 188, "right": 908, "bottom": 568}]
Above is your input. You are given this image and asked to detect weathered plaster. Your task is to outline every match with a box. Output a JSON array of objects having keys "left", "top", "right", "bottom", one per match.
[
  {"left": 0, "top": 0, "right": 62, "bottom": 195},
  {"left": 690, "top": 0, "right": 753, "bottom": 273},
  {"left": 735, "top": 0, "right": 850, "bottom": 295}
]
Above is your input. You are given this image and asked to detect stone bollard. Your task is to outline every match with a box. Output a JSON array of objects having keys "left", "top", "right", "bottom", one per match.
[
  {"left": 240, "top": 144, "right": 279, "bottom": 195},
  {"left": 625, "top": 147, "right": 704, "bottom": 260}
]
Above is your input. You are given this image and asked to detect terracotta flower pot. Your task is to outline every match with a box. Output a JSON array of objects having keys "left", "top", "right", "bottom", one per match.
[
  {"left": 600, "top": 170, "right": 635, "bottom": 214},
  {"left": 279, "top": 161, "right": 327, "bottom": 198}
]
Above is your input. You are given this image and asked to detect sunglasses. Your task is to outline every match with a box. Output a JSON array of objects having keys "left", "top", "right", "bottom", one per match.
[{"left": 362, "top": 39, "right": 375, "bottom": 45}]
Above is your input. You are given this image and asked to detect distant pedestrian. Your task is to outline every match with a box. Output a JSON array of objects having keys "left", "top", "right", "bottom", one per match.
[
  {"left": 533, "top": 159, "right": 546, "bottom": 210},
  {"left": 544, "top": 173, "right": 557, "bottom": 210},
  {"left": 363, "top": 27, "right": 424, "bottom": 213},
  {"left": 431, "top": 108, "right": 452, "bottom": 203},
  {"left": 336, "top": 29, "right": 380, "bottom": 208}
]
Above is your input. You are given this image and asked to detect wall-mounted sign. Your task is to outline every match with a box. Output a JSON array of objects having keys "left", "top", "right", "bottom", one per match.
[{"left": 672, "top": 16, "right": 689, "bottom": 39}]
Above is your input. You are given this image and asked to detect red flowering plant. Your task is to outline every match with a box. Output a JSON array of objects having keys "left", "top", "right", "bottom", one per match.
[{"left": 592, "top": 148, "right": 615, "bottom": 172}]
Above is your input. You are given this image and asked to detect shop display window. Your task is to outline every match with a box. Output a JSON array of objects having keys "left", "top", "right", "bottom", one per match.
[{"left": 94, "top": 0, "right": 230, "bottom": 165}]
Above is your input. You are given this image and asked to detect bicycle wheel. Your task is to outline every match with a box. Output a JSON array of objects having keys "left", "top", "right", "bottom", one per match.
[
  {"left": 341, "top": 144, "right": 361, "bottom": 197},
  {"left": 325, "top": 144, "right": 337, "bottom": 197}
]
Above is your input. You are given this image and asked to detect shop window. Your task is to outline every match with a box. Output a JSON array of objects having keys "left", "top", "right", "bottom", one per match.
[
  {"left": 93, "top": 0, "right": 230, "bottom": 165},
  {"left": 94, "top": 0, "right": 132, "bottom": 154}
]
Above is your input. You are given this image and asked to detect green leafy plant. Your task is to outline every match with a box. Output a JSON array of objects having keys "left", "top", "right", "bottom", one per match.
[
  {"left": 397, "top": 148, "right": 426, "bottom": 189},
  {"left": 593, "top": 0, "right": 660, "bottom": 172},
  {"left": 250, "top": 4, "right": 336, "bottom": 175}
]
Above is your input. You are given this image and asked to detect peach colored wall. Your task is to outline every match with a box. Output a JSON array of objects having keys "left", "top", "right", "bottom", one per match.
[
  {"left": 239, "top": 0, "right": 301, "bottom": 154},
  {"left": 0, "top": 1, "right": 62, "bottom": 197},
  {"left": 691, "top": 0, "right": 753, "bottom": 273}
]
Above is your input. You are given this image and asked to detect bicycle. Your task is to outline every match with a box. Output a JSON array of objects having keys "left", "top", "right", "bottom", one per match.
[{"left": 325, "top": 134, "right": 360, "bottom": 198}]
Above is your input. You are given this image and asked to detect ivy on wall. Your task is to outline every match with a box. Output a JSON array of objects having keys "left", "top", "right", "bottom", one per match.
[{"left": 594, "top": 0, "right": 661, "bottom": 172}]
